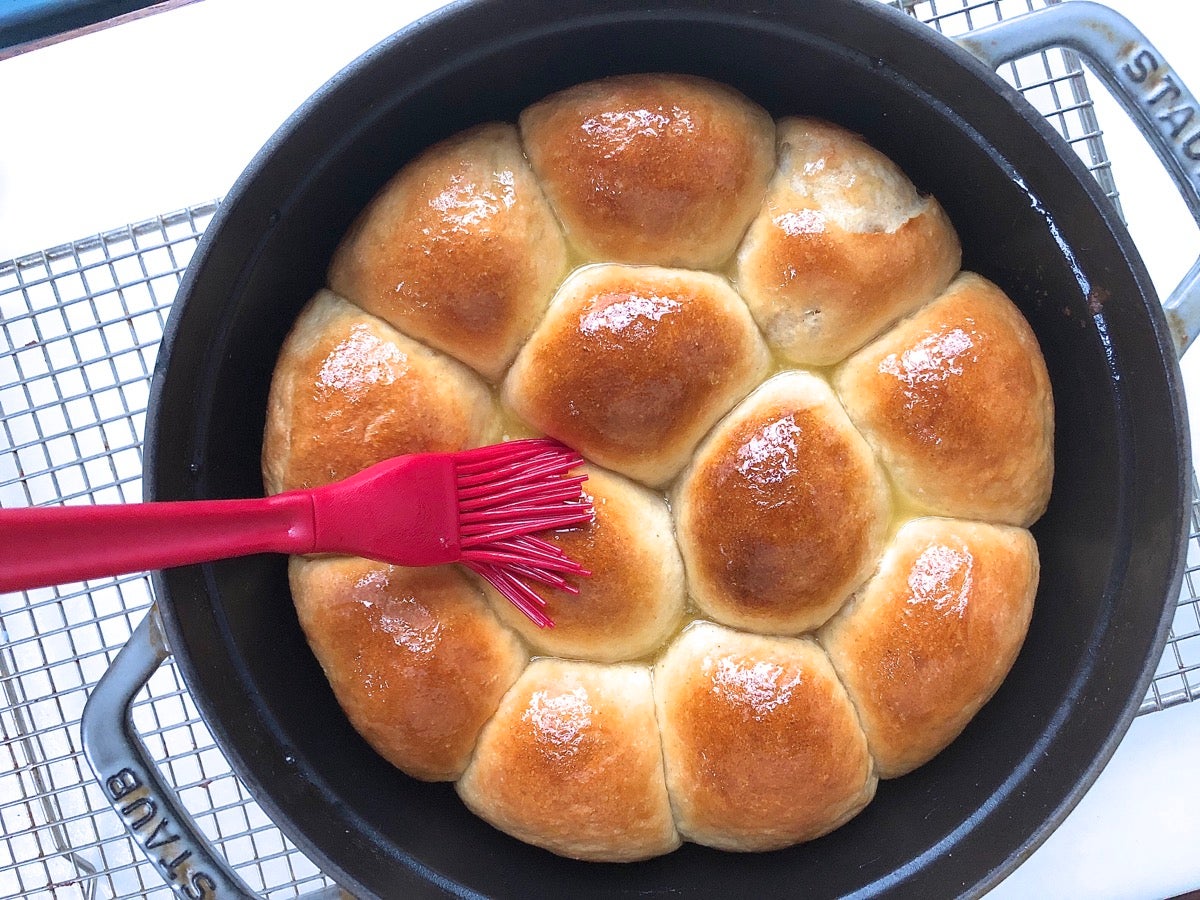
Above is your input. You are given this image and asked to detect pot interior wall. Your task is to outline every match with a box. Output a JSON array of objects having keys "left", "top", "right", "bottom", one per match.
[{"left": 149, "top": 1, "right": 1187, "bottom": 897}]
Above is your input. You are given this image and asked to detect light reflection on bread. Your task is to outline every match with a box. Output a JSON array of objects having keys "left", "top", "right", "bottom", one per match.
[{"left": 263, "top": 72, "right": 1053, "bottom": 862}]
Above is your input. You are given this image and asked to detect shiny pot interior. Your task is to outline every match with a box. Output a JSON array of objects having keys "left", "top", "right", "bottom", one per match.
[{"left": 146, "top": 0, "right": 1190, "bottom": 896}]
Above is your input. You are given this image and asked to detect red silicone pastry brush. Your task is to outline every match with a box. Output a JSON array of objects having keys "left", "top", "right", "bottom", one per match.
[{"left": 0, "top": 438, "right": 592, "bottom": 628}]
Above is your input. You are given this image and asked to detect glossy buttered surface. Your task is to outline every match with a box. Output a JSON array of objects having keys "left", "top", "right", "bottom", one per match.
[
  {"left": 675, "top": 372, "right": 891, "bottom": 634},
  {"left": 261, "top": 73, "right": 1053, "bottom": 862},
  {"left": 505, "top": 264, "right": 770, "bottom": 485},
  {"left": 520, "top": 73, "right": 776, "bottom": 268}
]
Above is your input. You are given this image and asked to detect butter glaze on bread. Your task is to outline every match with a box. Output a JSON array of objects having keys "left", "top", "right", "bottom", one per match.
[
  {"left": 675, "top": 371, "right": 891, "bottom": 634},
  {"left": 835, "top": 272, "right": 1054, "bottom": 526},
  {"left": 290, "top": 556, "right": 527, "bottom": 782},
  {"left": 264, "top": 76, "right": 1054, "bottom": 864},
  {"left": 328, "top": 123, "right": 568, "bottom": 380},
  {"left": 261, "top": 290, "right": 498, "bottom": 494},
  {"left": 520, "top": 73, "right": 775, "bottom": 268},
  {"left": 480, "top": 466, "right": 686, "bottom": 661},
  {"left": 504, "top": 264, "right": 770, "bottom": 486},
  {"left": 654, "top": 622, "right": 876, "bottom": 851},
  {"left": 457, "top": 660, "right": 680, "bottom": 862},
  {"left": 736, "top": 118, "right": 961, "bottom": 366},
  {"left": 821, "top": 518, "right": 1038, "bottom": 778}
]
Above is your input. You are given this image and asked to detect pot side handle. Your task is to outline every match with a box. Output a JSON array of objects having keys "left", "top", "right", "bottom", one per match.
[
  {"left": 81, "top": 608, "right": 262, "bottom": 899},
  {"left": 957, "top": 0, "right": 1200, "bottom": 358}
]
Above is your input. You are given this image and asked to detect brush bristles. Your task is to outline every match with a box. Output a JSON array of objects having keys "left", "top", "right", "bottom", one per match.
[{"left": 455, "top": 439, "right": 594, "bottom": 628}]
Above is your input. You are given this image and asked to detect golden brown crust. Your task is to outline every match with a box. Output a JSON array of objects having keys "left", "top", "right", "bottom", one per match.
[
  {"left": 327, "top": 123, "right": 568, "bottom": 380},
  {"left": 265, "top": 85, "right": 1053, "bottom": 863},
  {"left": 675, "top": 372, "right": 891, "bottom": 634},
  {"left": 834, "top": 271, "right": 1054, "bottom": 526},
  {"left": 503, "top": 264, "right": 770, "bottom": 486},
  {"left": 820, "top": 518, "right": 1038, "bottom": 778},
  {"left": 736, "top": 118, "right": 961, "bottom": 366},
  {"left": 654, "top": 622, "right": 876, "bottom": 851},
  {"left": 520, "top": 73, "right": 775, "bottom": 268},
  {"left": 289, "top": 556, "right": 527, "bottom": 782},
  {"left": 457, "top": 660, "right": 680, "bottom": 861},
  {"left": 481, "top": 466, "right": 685, "bottom": 661},
  {"left": 261, "top": 290, "right": 498, "bottom": 494}
]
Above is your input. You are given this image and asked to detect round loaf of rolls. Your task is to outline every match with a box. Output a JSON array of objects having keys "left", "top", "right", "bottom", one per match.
[{"left": 263, "top": 72, "right": 1054, "bottom": 862}]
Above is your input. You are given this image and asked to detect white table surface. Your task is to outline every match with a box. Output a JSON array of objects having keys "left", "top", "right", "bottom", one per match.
[{"left": 2, "top": 1, "right": 1199, "bottom": 897}]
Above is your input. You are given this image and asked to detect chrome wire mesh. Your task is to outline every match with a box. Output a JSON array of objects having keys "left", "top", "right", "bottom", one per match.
[
  {"left": 895, "top": 0, "right": 1125, "bottom": 217},
  {"left": 0, "top": 1, "right": 1193, "bottom": 898},
  {"left": 1, "top": 204, "right": 334, "bottom": 898}
]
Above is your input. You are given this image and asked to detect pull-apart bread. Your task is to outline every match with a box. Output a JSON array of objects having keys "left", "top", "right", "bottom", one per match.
[
  {"left": 262, "top": 72, "right": 1054, "bottom": 862},
  {"left": 737, "top": 117, "right": 961, "bottom": 365}
]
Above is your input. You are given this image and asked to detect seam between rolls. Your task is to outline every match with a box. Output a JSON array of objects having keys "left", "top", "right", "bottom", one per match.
[
  {"left": 647, "top": 664, "right": 686, "bottom": 846},
  {"left": 454, "top": 566, "right": 534, "bottom": 781},
  {"left": 812, "top": 627, "right": 883, "bottom": 784}
]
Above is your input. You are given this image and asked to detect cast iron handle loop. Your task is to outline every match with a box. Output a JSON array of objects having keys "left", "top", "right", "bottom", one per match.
[
  {"left": 81, "top": 614, "right": 259, "bottom": 900},
  {"left": 81, "top": 610, "right": 354, "bottom": 899},
  {"left": 957, "top": 0, "right": 1200, "bottom": 358},
  {"left": 80, "top": 609, "right": 260, "bottom": 899}
]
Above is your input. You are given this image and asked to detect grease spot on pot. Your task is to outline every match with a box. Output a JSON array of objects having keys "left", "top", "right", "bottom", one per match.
[{"left": 1087, "top": 286, "right": 1111, "bottom": 315}]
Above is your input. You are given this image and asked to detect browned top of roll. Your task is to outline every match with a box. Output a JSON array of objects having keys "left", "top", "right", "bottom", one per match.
[
  {"left": 820, "top": 518, "right": 1038, "bottom": 778},
  {"left": 675, "top": 372, "right": 890, "bottom": 634},
  {"left": 290, "top": 556, "right": 527, "bottom": 782},
  {"left": 653, "top": 622, "right": 876, "bottom": 851},
  {"left": 327, "top": 123, "right": 568, "bottom": 380},
  {"left": 834, "top": 271, "right": 1054, "bottom": 527},
  {"left": 457, "top": 660, "right": 680, "bottom": 862},
  {"left": 481, "top": 466, "right": 685, "bottom": 662},
  {"left": 519, "top": 73, "right": 775, "bottom": 268},
  {"left": 503, "top": 264, "right": 770, "bottom": 486},
  {"left": 735, "top": 118, "right": 960, "bottom": 367},
  {"left": 261, "top": 290, "right": 497, "bottom": 494}
]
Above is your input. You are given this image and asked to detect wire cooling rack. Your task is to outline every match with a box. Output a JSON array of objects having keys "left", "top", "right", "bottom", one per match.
[{"left": 2, "top": 1, "right": 1198, "bottom": 898}]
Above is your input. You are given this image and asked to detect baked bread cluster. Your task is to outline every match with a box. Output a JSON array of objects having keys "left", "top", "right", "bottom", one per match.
[{"left": 263, "top": 73, "right": 1053, "bottom": 862}]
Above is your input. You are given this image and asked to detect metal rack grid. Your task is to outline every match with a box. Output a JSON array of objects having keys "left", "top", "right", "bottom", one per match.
[{"left": 0, "top": 1, "right": 1196, "bottom": 898}]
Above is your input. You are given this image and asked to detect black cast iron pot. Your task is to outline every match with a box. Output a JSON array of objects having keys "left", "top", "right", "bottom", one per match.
[{"left": 81, "top": 0, "right": 1198, "bottom": 897}]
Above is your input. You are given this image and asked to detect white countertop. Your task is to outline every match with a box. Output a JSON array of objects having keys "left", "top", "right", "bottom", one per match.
[{"left": 2, "top": 1, "right": 1199, "bottom": 897}]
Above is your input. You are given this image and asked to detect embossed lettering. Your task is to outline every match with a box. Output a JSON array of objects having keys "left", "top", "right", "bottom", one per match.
[
  {"left": 1160, "top": 105, "right": 1197, "bottom": 139},
  {"left": 106, "top": 768, "right": 142, "bottom": 801},
  {"left": 145, "top": 818, "right": 181, "bottom": 851},
  {"left": 1123, "top": 48, "right": 1159, "bottom": 83},
  {"left": 182, "top": 872, "right": 218, "bottom": 900},
  {"left": 1148, "top": 74, "right": 1183, "bottom": 107},
  {"left": 163, "top": 849, "right": 193, "bottom": 879},
  {"left": 121, "top": 796, "right": 157, "bottom": 831},
  {"left": 104, "top": 770, "right": 220, "bottom": 899},
  {"left": 1186, "top": 132, "right": 1200, "bottom": 161}
]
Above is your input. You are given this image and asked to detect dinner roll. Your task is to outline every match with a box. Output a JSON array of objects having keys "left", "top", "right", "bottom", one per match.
[
  {"left": 519, "top": 73, "right": 775, "bottom": 268},
  {"left": 654, "top": 622, "right": 876, "bottom": 851},
  {"left": 327, "top": 123, "right": 568, "bottom": 380},
  {"left": 480, "top": 466, "right": 685, "bottom": 661},
  {"left": 290, "top": 556, "right": 527, "bottom": 782},
  {"left": 266, "top": 77, "right": 1055, "bottom": 862},
  {"left": 503, "top": 264, "right": 770, "bottom": 486},
  {"left": 834, "top": 271, "right": 1054, "bottom": 526},
  {"left": 675, "top": 372, "right": 891, "bottom": 634},
  {"left": 736, "top": 117, "right": 960, "bottom": 365},
  {"left": 820, "top": 518, "right": 1038, "bottom": 778},
  {"left": 457, "top": 660, "right": 680, "bottom": 862},
  {"left": 262, "top": 290, "right": 498, "bottom": 494}
]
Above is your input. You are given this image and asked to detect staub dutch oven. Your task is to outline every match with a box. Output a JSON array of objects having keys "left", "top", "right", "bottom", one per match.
[{"left": 79, "top": 0, "right": 1200, "bottom": 897}]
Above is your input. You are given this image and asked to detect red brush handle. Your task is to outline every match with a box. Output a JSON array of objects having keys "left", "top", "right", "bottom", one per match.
[{"left": 0, "top": 493, "right": 316, "bottom": 593}]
